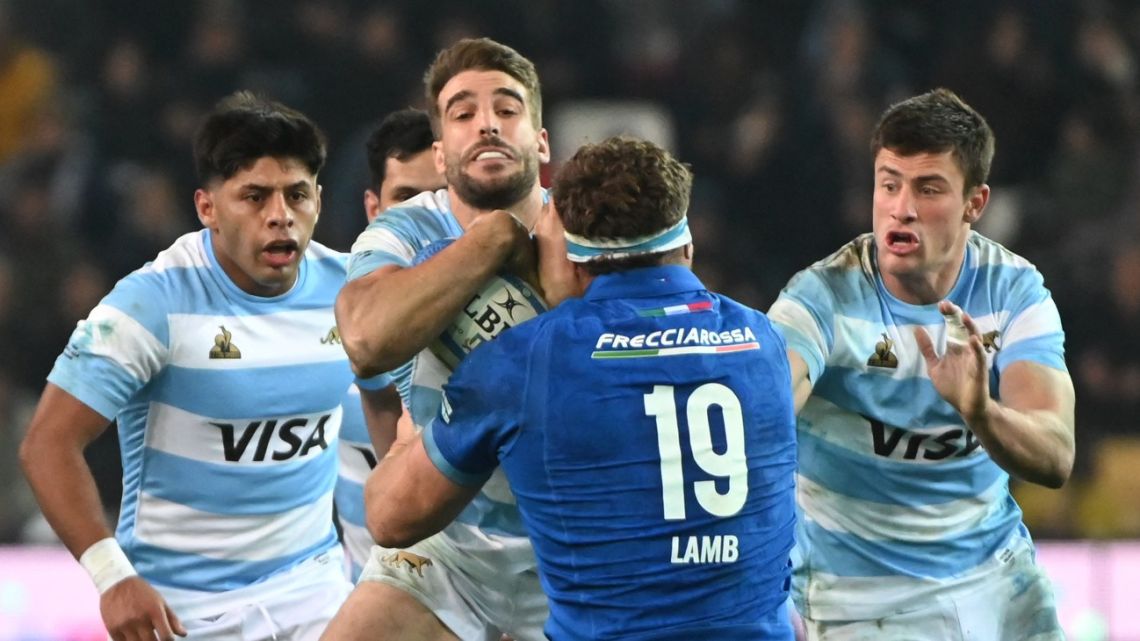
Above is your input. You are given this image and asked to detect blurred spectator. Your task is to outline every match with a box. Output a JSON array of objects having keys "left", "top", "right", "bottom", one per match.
[{"left": 0, "top": 3, "right": 59, "bottom": 163}]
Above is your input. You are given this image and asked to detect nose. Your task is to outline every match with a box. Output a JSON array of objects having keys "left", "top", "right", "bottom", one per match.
[
  {"left": 265, "top": 192, "right": 294, "bottom": 228},
  {"left": 478, "top": 110, "right": 501, "bottom": 138},
  {"left": 891, "top": 186, "right": 918, "bottom": 223}
]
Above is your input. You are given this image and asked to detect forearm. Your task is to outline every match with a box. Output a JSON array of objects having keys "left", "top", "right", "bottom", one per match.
[
  {"left": 361, "top": 385, "right": 402, "bottom": 457},
  {"left": 365, "top": 434, "right": 478, "bottom": 548},
  {"left": 338, "top": 216, "right": 522, "bottom": 375},
  {"left": 365, "top": 438, "right": 437, "bottom": 547},
  {"left": 20, "top": 438, "right": 115, "bottom": 559},
  {"left": 966, "top": 401, "right": 1074, "bottom": 488}
]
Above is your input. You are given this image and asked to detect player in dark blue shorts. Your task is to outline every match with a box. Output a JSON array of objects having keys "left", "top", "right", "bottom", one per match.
[{"left": 365, "top": 136, "right": 798, "bottom": 641}]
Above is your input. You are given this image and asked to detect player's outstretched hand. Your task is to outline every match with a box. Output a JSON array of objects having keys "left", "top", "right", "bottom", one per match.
[
  {"left": 101, "top": 576, "right": 187, "bottom": 641},
  {"left": 533, "top": 197, "right": 585, "bottom": 307},
  {"left": 913, "top": 300, "right": 989, "bottom": 423}
]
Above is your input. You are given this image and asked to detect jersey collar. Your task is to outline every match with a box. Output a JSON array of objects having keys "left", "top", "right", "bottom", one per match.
[{"left": 584, "top": 265, "right": 706, "bottom": 301}]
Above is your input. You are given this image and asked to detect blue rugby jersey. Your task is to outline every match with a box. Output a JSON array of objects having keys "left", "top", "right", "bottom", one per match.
[
  {"left": 47, "top": 229, "right": 353, "bottom": 612},
  {"left": 768, "top": 232, "right": 1067, "bottom": 621},
  {"left": 347, "top": 189, "right": 543, "bottom": 577},
  {"left": 425, "top": 266, "right": 798, "bottom": 641}
]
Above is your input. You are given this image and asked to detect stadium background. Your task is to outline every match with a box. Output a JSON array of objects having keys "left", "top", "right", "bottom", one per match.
[{"left": 0, "top": 0, "right": 1138, "bottom": 639}]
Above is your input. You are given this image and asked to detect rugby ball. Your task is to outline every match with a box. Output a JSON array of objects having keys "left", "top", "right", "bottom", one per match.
[{"left": 413, "top": 238, "right": 547, "bottom": 370}]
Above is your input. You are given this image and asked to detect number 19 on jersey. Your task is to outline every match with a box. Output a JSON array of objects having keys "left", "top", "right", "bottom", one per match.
[{"left": 644, "top": 383, "right": 748, "bottom": 520}]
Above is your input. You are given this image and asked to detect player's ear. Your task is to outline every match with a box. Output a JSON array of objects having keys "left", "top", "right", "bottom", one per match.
[
  {"left": 964, "top": 184, "right": 990, "bottom": 225},
  {"left": 364, "top": 189, "right": 381, "bottom": 223},
  {"left": 194, "top": 188, "right": 216, "bottom": 229},
  {"left": 536, "top": 128, "right": 551, "bottom": 164},
  {"left": 433, "top": 140, "right": 446, "bottom": 176}
]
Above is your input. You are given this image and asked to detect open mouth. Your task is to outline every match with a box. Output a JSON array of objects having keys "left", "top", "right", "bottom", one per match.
[
  {"left": 470, "top": 147, "right": 513, "bottom": 162},
  {"left": 885, "top": 230, "right": 920, "bottom": 253},
  {"left": 262, "top": 239, "right": 299, "bottom": 267}
]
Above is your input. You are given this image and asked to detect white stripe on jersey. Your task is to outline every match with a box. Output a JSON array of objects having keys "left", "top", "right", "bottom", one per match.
[
  {"left": 74, "top": 305, "right": 168, "bottom": 381},
  {"left": 146, "top": 402, "right": 341, "bottom": 465},
  {"left": 134, "top": 490, "right": 335, "bottom": 562},
  {"left": 1003, "top": 299, "right": 1064, "bottom": 345},
  {"left": 167, "top": 309, "right": 346, "bottom": 370},
  {"left": 143, "top": 232, "right": 212, "bottom": 272},
  {"left": 350, "top": 226, "right": 417, "bottom": 264},
  {"left": 337, "top": 439, "right": 372, "bottom": 486},
  {"left": 797, "top": 474, "right": 1005, "bottom": 542},
  {"left": 768, "top": 297, "right": 828, "bottom": 359}
]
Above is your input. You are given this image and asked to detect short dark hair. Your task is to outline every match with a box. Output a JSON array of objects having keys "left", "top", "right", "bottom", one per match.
[
  {"left": 193, "top": 91, "right": 327, "bottom": 185},
  {"left": 424, "top": 38, "right": 542, "bottom": 137},
  {"left": 553, "top": 136, "right": 693, "bottom": 275},
  {"left": 365, "top": 108, "right": 435, "bottom": 191},
  {"left": 870, "top": 88, "right": 995, "bottom": 193}
]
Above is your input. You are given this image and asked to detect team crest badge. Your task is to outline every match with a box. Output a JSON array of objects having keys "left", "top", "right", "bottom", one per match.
[
  {"left": 981, "top": 330, "right": 1001, "bottom": 353},
  {"left": 867, "top": 332, "right": 898, "bottom": 369},
  {"left": 382, "top": 550, "right": 434, "bottom": 577},
  {"left": 321, "top": 326, "right": 341, "bottom": 345},
  {"left": 209, "top": 326, "right": 242, "bottom": 359}
]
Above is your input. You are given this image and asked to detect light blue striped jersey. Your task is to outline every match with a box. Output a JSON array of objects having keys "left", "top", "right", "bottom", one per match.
[
  {"left": 334, "top": 383, "right": 375, "bottom": 580},
  {"left": 768, "top": 232, "right": 1067, "bottom": 621},
  {"left": 47, "top": 229, "right": 353, "bottom": 612},
  {"left": 348, "top": 188, "right": 538, "bottom": 575}
]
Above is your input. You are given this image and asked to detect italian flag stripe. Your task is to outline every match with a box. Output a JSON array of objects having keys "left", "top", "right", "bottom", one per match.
[
  {"left": 638, "top": 300, "right": 713, "bottom": 317},
  {"left": 592, "top": 342, "right": 759, "bottom": 359}
]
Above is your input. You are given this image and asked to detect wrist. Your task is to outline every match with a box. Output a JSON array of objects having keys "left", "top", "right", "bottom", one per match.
[
  {"left": 79, "top": 537, "right": 137, "bottom": 594},
  {"left": 963, "top": 397, "right": 997, "bottom": 436}
]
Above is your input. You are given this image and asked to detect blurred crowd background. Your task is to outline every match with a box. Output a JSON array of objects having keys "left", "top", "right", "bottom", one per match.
[{"left": 1, "top": 0, "right": 1139, "bottom": 543}]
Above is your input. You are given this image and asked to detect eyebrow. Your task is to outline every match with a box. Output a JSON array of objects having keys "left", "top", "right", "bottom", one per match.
[
  {"left": 876, "top": 166, "right": 950, "bottom": 184},
  {"left": 443, "top": 87, "right": 527, "bottom": 114},
  {"left": 238, "top": 181, "right": 313, "bottom": 192}
]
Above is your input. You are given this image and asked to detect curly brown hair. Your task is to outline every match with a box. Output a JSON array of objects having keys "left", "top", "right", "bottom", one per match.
[
  {"left": 553, "top": 136, "right": 693, "bottom": 274},
  {"left": 424, "top": 38, "right": 542, "bottom": 137}
]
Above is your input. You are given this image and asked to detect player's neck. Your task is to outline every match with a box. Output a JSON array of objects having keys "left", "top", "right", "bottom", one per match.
[
  {"left": 451, "top": 182, "right": 545, "bottom": 231},
  {"left": 881, "top": 257, "right": 964, "bottom": 305}
]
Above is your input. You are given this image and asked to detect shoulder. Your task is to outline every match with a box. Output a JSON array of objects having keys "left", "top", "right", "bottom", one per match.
[
  {"left": 367, "top": 189, "right": 461, "bottom": 244},
  {"left": 303, "top": 239, "right": 349, "bottom": 280},
  {"left": 784, "top": 234, "right": 875, "bottom": 300},
  {"left": 104, "top": 231, "right": 210, "bottom": 313},
  {"left": 966, "top": 232, "right": 1051, "bottom": 303}
]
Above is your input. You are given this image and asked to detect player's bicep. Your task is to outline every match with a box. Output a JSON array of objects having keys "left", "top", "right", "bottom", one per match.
[
  {"left": 998, "top": 360, "right": 1075, "bottom": 429},
  {"left": 23, "top": 383, "right": 114, "bottom": 452}
]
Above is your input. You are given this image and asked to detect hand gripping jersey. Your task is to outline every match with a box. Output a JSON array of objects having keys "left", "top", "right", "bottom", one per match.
[
  {"left": 47, "top": 230, "right": 353, "bottom": 616},
  {"left": 425, "top": 266, "right": 798, "bottom": 641},
  {"left": 347, "top": 189, "right": 539, "bottom": 578},
  {"left": 768, "top": 232, "right": 1067, "bottom": 621}
]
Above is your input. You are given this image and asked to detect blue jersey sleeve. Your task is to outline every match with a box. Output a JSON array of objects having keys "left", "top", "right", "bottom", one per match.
[
  {"left": 421, "top": 339, "right": 522, "bottom": 487},
  {"left": 768, "top": 268, "right": 838, "bottom": 383},
  {"left": 47, "top": 270, "right": 171, "bottom": 419},
  {"left": 993, "top": 267, "right": 1067, "bottom": 373}
]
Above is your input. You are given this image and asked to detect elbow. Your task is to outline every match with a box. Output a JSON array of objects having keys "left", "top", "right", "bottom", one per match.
[
  {"left": 366, "top": 507, "right": 419, "bottom": 550},
  {"left": 17, "top": 431, "right": 38, "bottom": 479},
  {"left": 1028, "top": 453, "right": 1074, "bottom": 490},
  {"left": 341, "top": 329, "right": 397, "bottom": 379},
  {"left": 337, "top": 305, "right": 398, "bottom": 378},
  {"left": 1045, "top": 455, "right": 1075, "bottom": 490}
]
